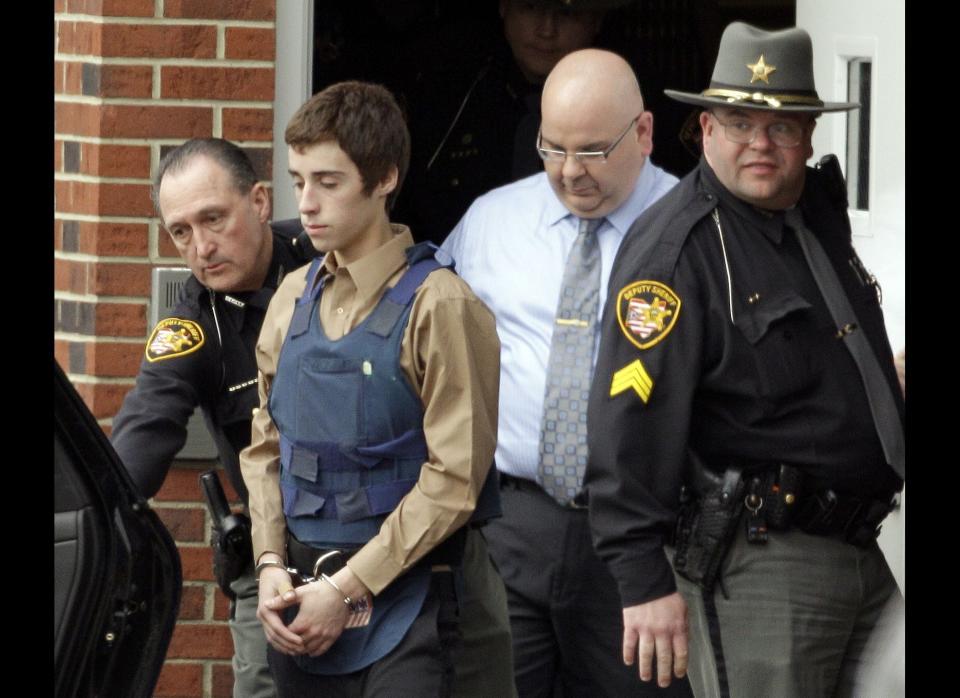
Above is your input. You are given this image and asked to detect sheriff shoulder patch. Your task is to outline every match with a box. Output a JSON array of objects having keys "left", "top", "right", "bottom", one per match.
[
  {"left": 616, "top": 280, "right": 681, "bottom": 350},
  {"left": 146, "top": 318, "right": 205, "bottom": 362},
  {"left": 610, "top": 359, "right": 654, "bottom": 403}
]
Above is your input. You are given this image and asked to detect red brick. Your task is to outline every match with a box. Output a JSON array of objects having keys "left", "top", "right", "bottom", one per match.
[
  {"left": 97, "top": 64, "right": 153, "bottom": 98},
  {"left": 157, "top": 507, "right": 206, "bottom": 542},
  {"left": 165, "top": 0, "right": 274, "bottom": 21},
  {"left": 157, "top": 227, "right": 180, "bottom": 257},
  {"left": 101, "top": 23, "right": 216, "bottom": 59},
  {"left": 55, "top": 180, "right": 153, "bottom": 217},
  {"left": 225, "top": 26, "right": 274, "bottom": 61},
  {"left": 54, "top": 101, "right": 99, "bottom": 137},
  {"left": 62, "top": 61, "right": 83, "bottom": 94},
  {"left": 212, "top": 663, "right": 234, "bottom": 697},
  {"left": 57, "top": 21, "right": 101, "bottom": 56},
  {"left": 54, "top": 140, "right": 63, "bottom": 172},
  {"left": 213, "top": 588, "right": 231, "bottom": 620},
  {"left": 55, "top": 258, "right": 88, "bottom": 294},
  {"left": 102, "top": 182, "right": 150, "bottom": 217},
  {"left": 55, "top": 340, "right": 70, "bottom": 369},
  {"left": 154, "top": 662, "right": 203, "bottom": 697},
  {"left": 67, "top": 0, "right": 155, "bottom": 17},
  {"left": 161, "top": 66, "right": 274, "bottom": 101},
  {"left": 55, "top": 179, "right": 95, "bottom": 215},
  {"left": 74, "top": 381, "right": 134, "bottom": 419},
  {"left": 86, "top": 341, "right": 143, "bottom": 377},
  {"left": 180, "top": 545, "right": 215, "bottom": 582},
  {"left": 79, "top": 143, "right": 151, "bottom": 178},
  {"left": 168, "top": 622, "right": 234, "bottom": 659},
  {"left": 154, "top": 468, "right": 204, "bottom": 502},
  {"left": 55, "top": 0, "right": 66, "bottom": 13},
  {"left": 61, "top": 221, "right": 149, "bottom": 257},
  {"left": 56, "top": 102, "right": 213, "bottom": 139},
  {"left": 54, "top": 61, "right": 65, "bottom": 92},
  {"left": 90, "top": 261, "right": 152, "bottom": 296},
  {"left": 95, "top": 301, "right": 146, "bottom": 337},
  {"left": 102, "top": 103, "right": 212, "bottom": 138},
  {"left": 222, "top": 107, "right": 273, "bottom": 141},
  {"left": 178, "top": 585, "right": 205, "bottom": 620}
]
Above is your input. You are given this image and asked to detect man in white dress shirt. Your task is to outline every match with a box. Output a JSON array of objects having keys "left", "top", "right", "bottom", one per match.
[{"left": 442, "top": 48, "right": 686, "bottom": 697}]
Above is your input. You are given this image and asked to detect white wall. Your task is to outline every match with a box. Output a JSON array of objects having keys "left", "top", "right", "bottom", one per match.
[
  {"left": 797, "top": 0, "right": 905, "bottom": 593},
  {"left": 272, "top": 1, "right": 314, "bottom": 220}
]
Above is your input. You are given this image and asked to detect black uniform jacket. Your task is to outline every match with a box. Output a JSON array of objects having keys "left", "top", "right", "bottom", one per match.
[
  {"left": 395, "top": 43, "right": 544, "bottom": 246},
  {"left": 585, "top": 158, "right": 905, "bottom": 607},
  {"left": 111, "top": 221, "right": 317, "bottom": 504}
]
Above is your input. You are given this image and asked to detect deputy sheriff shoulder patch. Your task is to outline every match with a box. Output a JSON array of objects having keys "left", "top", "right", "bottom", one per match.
[
  {"left": 616, "top": 280, "right": 681, "bottom": 350},
  {"left": 146, "top": 318, "right": 204, "bottom": 362}
]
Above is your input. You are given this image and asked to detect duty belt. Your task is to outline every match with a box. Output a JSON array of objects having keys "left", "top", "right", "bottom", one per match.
[
  {"left": 741, "top": 464, "right": 899, "bottom": 548},
  {"left": 790, "top": 489, "right": 898, "bottom": 547}
]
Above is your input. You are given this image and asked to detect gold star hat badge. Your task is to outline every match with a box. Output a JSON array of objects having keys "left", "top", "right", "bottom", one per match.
[{"left": 747, "top": 54, "right": 776, "bottom": 84}]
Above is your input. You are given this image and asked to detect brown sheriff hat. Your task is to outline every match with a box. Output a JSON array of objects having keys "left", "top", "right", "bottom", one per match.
[{"left": 665, "top": 21, "right": 859, "bottom": 113}]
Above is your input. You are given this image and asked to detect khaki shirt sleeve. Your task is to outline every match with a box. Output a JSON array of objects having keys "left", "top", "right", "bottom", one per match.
[
  {"left": 347, "top": 270, "right": 501, "bottom": 593},
  {"left": 240, "top": 270, "right": 307, "bottom": 564}
]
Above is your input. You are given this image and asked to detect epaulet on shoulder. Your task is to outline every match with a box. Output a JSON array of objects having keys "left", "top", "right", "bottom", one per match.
[{"left": 622, "top": 173, "right": 718, "bottom": 276}]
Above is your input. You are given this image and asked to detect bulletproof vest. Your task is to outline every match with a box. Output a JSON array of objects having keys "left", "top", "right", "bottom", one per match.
[
  {"left": 267, "top": 242, "right": 500, "bottom": 674},
  {"left": 269, "top": 242, "right": 500, "bottom": 549}
]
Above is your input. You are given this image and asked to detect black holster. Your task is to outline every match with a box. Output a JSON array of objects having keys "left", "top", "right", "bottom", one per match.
[
  {"left": 671, "top": 454, "right": 746, "bottom": 591},
  {"left": 200, "top": 470, "right": 253, "bottom": 601}
]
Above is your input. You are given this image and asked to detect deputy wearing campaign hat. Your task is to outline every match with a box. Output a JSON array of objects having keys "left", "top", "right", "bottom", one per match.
[{"left": 587, "top": 21, "right": 903, "bottom": 697}]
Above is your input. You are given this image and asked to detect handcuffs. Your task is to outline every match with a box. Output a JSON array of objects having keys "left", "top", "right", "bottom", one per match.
[{"left": 256, "top": 550, "right": 372, "bottom": 628}]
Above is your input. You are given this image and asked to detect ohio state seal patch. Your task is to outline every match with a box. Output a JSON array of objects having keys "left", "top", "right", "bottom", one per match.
[
  {"left": 616, "top": 280, "right": 681, "bottom": 350},
  {"left": 146, "top": 318, "right": 204, "bottom": 362}
]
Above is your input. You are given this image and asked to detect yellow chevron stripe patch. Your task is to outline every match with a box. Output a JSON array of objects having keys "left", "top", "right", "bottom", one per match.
[{"left": 609, "top": 359, "right": 654, "bottom": 403}]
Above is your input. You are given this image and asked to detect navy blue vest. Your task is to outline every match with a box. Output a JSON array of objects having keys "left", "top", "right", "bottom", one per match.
[{"left": 267, "top": 242, "right": 499, "bottom": 673}]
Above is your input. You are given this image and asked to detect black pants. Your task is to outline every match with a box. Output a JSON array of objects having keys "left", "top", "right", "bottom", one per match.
[
  {"left": 268, "top": 571, "right": 461, "bottom": 698},
  {"left": 485, "top": 477, "right": 693, "bottom": 697}
]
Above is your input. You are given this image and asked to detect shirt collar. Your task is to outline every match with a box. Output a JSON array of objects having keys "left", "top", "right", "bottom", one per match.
[
  {"left": 321, "top": 224, "right": 414, "bottom": 302},
  {"left": 700, "top": 158, "right": 788, "bottom": 244},
  {"left": 543, "top": 159, "right": 658, "bottom": 235}
]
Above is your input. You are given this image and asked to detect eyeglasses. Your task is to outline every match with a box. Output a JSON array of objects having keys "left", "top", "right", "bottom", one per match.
[
  {"left": 709, "top": 112, "right": 807, "bottom": 148},
  {"left": 536, "top": 117, "right": 639, "bottom": 164}
]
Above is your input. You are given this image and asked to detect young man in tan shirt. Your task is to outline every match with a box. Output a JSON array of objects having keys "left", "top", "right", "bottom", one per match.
[{"left": 240, "top": 81, "right": 513, "bottom": 696}]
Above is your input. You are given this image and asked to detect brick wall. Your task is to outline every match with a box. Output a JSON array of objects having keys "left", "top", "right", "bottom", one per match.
[{"left": 54, "top": 1, "right": 277, "bottom": 696}]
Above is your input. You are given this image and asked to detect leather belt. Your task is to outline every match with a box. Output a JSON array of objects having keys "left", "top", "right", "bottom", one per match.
[
  {"left": 499, "top": 472, "right": 589, "bottom": 510},
  {"left": 286, "top": 532, "right": 358, "bottom": 578},
  {"left": 286, "top": 525, "right": 468, "bottom": 577}
]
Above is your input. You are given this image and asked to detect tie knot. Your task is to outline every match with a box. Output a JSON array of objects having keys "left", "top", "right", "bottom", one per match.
[{"left": 579, "top": 217, "right": 602, "bottom": 236}]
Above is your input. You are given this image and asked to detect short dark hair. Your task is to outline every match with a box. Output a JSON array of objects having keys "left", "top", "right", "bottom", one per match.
[
  {"left": 152, "top": 138, "right": 258, "bottom": 219},
  {"left": 284, "top": 81, "right": 410, "bottom": 211}
]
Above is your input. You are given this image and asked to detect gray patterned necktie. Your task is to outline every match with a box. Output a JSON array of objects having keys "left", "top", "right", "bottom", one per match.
[
  {"left": 537, "top": 217, "right": 603, "bottom": 503},
  {"left": 784, "top": 208, "right": 905, "bottom": 478}
]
